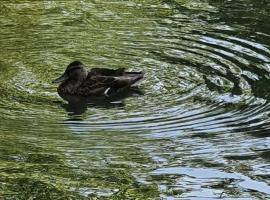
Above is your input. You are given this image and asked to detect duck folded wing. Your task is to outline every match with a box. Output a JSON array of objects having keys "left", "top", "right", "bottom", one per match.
[
  {"left": 77, "top": 73, "right": 143, "bottom": 96},
  {"left": 90, "top": 75, "right": 143, "bottom": 88},
  {"left": 90, "top": 68, "right": 126, "bottom": 76}
]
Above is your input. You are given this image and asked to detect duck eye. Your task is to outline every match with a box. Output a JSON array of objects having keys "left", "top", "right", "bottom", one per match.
[{"left": 67, "top": 67, "right": 81, "bottom": 74}]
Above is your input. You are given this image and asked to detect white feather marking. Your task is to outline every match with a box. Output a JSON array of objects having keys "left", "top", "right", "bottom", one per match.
[{"left": 104, "top": 87, "right": 111, "bottom": 97}]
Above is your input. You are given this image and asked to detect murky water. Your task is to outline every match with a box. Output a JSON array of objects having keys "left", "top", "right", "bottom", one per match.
[{"left": 0, "top": 0, "right": 270, "bottom": 199}]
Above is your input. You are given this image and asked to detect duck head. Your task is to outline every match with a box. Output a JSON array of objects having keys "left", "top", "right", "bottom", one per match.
[{"left": 52, "top": 61, "right": 88, "bottom": 85}]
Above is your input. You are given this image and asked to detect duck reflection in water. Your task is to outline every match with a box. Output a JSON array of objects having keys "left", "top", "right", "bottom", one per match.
[
  {"left": 52, "top": 61, "right": 144, "bottom": 115},
  {"left": 60, "top": 89, "right": 143, "bottom": 115}
]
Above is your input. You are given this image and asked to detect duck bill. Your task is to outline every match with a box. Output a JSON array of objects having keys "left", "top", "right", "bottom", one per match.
[{"left": 52, "top": 73, "right": 68, "bottom": 84}]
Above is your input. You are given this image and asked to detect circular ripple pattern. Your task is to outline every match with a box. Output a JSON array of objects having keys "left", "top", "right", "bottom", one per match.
[{"left": 0, "top": 0, "right": 270, "bottom": 199}]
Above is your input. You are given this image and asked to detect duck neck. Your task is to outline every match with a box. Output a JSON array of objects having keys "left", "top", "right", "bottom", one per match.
[{"left": 59, "top": 75, "right": 87, "bottom": 94}]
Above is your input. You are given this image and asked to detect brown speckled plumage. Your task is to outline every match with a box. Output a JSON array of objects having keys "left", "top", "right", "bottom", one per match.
[{"left": 53, "top": 61, "right": 144, "bottom": 97}]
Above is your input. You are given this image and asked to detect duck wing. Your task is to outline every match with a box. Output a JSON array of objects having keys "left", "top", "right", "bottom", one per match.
[
  {"left": 78, "top": 72, "right": 144, "bottom": 96},
  {"left": 90, "top": 68, "right": 126, "bottom": 76}
]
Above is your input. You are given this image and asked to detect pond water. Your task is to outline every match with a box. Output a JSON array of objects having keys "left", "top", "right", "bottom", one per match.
[{"left": 0, "top": 0, "right": 270, "bottom": 199}]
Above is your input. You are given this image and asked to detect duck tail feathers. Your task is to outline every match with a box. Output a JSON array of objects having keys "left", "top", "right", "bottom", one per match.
[{"left": 131, "top": 72, "right": 144, "bottom": 87}]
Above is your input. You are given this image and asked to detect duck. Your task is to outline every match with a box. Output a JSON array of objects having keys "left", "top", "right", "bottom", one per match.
[{"left": 52, "top": 61, "right": 144, "bottom": 97}]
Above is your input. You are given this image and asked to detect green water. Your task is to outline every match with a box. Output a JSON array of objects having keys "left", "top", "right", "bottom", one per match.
[{"left": 0, "top": 0, "right": 270, "bottom": 199}]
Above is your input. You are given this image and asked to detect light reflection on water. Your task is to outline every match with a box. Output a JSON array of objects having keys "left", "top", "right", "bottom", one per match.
[
  {"left": 151, "top": 167, "right": 270, "bottom": 195},
  {"left": 0, "top": 0, "right": 270, "bottom": 199}
]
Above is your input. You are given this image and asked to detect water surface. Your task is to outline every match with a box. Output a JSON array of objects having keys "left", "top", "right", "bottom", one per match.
[{"left": 0, "top": 0, "right": 270, "bottom": 199}]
